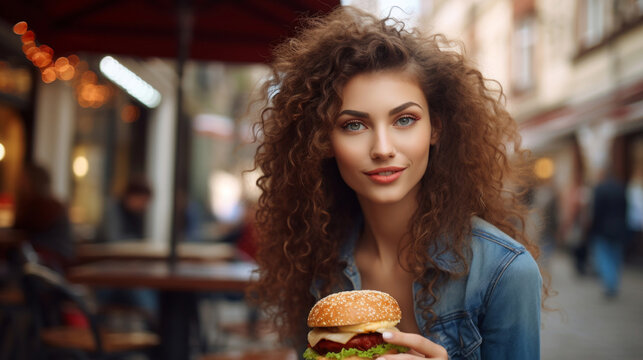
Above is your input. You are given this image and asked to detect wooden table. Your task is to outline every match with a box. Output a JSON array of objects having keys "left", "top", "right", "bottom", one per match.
[
  {"left": 74, "top": 242, "right": 237, "bottom": 264},
  {"left": 67, "top": 259, "right": 257, "bottom": 360}
]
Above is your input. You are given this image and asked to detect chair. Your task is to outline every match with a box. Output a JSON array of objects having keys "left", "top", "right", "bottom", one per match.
[
  {"left": 0, "top": 282, "right": 31, "bottom": 360},
  {"left": 21, "top": 261, "right": 159, "bottom": 359},
  {"left": 0, "top": 242, "right": 32, "bottom": 360}
]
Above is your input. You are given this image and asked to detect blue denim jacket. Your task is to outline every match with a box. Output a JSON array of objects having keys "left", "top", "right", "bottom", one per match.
[{"left": 309, "top": 216, "right": 542, "bottom": 360}]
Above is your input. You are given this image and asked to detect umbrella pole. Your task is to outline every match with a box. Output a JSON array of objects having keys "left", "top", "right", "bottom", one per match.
[{"left": 169, "top": 0, "right": 193, "bottom": 268}]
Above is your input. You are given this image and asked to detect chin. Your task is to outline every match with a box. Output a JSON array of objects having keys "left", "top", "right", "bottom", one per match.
[{"left": 357, "top": 188, "right": 417, "bottom": 206}]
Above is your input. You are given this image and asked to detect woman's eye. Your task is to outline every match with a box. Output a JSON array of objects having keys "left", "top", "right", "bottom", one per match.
[
  {"left": 344, "top": 122, "right": 365, "bottom": 131},
  {"left": 395, "top": 116, "right": 417, "bottom": 127}
]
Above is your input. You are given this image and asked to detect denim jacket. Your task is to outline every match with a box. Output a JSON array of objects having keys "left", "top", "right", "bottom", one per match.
[{"left": 309, "top": 216, "right": 542, "bottom": 360}]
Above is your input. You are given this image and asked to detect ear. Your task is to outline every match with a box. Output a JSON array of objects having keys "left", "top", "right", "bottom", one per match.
[{"left": 430, "top": 129, "right": 439, "bottom": 145}]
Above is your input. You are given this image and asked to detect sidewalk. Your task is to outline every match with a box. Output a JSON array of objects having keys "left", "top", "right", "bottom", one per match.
[{"left": 541, "top": 251, "right": 643, "bottom": 360}]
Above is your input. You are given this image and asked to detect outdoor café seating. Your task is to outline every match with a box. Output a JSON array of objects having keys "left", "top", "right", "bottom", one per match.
[{"left": 20, "top": 257, "right": 160, "bottom": 359}]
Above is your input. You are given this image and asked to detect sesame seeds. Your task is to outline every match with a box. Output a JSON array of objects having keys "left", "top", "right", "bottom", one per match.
[{"left": 307, "top": 290, "right": 402, "bottom": 327}]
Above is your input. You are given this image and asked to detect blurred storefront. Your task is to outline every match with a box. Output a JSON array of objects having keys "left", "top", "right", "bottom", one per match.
[
  {"left": 66, "top": 62, "right": 154, "bottom": 240},
  {"left": 0, "top": 25, "right": 34, "bottom": 228},
  {"left": 421, "top": 0, "right": 643, "bottom": 259},
  {"left": 24, "top": 51, "right": 218, "bottom": 245},
  {"left": 9, "top": 48, "right": 177, "bottom": 243},
  {"left": 0, "top": 0, "right": 338, "bottom": 249},
  {"left": 61, "top": 58, "right": 270, "bottom": 244}
]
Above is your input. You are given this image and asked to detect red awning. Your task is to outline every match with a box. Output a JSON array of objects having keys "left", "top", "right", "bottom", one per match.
[{"left": 0, "top": 0, "right": 339, "bottom": 63}]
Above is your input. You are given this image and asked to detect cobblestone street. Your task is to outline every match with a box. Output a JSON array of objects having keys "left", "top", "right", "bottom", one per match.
[{"left": 541, "top": 252, "right": 643, "bottom": 360}]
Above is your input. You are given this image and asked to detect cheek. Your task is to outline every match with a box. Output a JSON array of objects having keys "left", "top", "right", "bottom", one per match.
[
  {"left": 332, "top": 148, "right": 358, "bottom": 175},
  {"left": 330, "top": 137, "right": 367, "bottom": 188},
  {"left": 331, "top": 135, "right": 361, "bottom": 167},
  {"left": 407, "top": 138, "right": 431, "bottom": 163},
  {"left": 399, "top": 128, "right": 432, "bottom": 164}
]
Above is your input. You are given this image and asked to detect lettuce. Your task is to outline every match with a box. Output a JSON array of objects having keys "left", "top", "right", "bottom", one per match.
[{"left": 303, "top": 343, "right": 409, "bottom": 360}]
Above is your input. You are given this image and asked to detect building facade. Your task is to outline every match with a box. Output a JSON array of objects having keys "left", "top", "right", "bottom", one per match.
[{"left": 422, "top": 0, "right": 643, "bottom": 255}]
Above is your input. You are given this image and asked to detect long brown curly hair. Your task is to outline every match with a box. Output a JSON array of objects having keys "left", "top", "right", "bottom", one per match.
[{"left": 249, "top": 6, "right": 540, "bottom": 346}]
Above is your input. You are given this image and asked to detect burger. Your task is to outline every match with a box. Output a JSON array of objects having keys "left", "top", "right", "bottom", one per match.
[{"left": 303, "top": 290, "right": 409, "bottom": 360}]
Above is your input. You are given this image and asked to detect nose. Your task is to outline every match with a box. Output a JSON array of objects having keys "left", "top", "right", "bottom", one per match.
[{"left": 370, "top": 127, "right": 396, "bottom": 160}]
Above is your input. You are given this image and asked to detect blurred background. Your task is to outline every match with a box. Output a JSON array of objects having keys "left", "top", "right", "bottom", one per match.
[{"left": 0, "top": 0, "right": 641, "bottom": 359}]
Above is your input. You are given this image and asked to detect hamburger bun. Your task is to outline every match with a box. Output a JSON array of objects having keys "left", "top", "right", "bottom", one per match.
[{"left": 307, "top": 289, "right": 402, "bottom": 328}]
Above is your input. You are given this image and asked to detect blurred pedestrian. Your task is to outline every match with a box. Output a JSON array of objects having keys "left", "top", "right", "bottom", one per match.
[
  {"left": 563, "top": 179, "right": 591, "bottom": 276},
  {"left": 532, "top": 181, "right": 559, "bottom": 268},
  {"left": 626, "top": 167, "right": 643, "bottom": 260},
  {"left": 13, "top": 164, "right": 74, "bottom": 272},
  {"left": 97, "top": 176, "right": 152, "bottom": 242},
  {"left": 95, "top": 176, "right": 157, "bottom": 321},
  {"left": 590, "top": 169, "right": 630, "bottom": 298}
]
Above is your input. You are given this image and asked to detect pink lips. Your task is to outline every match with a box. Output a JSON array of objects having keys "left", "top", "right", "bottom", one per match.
[{"left": 364, "top": 166, "right": 406, "bottom": 184}]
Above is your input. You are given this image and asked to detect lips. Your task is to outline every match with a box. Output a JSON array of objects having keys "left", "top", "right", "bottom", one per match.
[{"left": 364, "top": 167, "right": 406, "bottom": 184}]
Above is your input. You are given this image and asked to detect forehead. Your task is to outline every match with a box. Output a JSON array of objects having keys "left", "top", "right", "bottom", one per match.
[{"left": 339, "top": 70, "right": 426, "bottom": 110}]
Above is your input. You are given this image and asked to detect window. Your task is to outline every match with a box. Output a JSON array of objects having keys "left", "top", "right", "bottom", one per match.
[
  {"left": 576, "top": 0, "right": 643, "bottom": 56},
  {"left": 512, "top": 16, "right": 536, "bottom": 93},
  {"left": 614, "top": 0, "right": 643, "bottom": 27},
  {"left": 579, "top": 0, "right": 605, "bottom": 48}
]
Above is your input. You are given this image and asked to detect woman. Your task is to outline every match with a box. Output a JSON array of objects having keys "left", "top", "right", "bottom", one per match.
[{"left": 250, "top": 7, "right": 543, "bottom": 360}]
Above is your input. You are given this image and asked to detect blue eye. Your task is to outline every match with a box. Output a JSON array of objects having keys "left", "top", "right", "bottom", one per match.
[
  {"left": 343, "top": 122, "right": 365, "bottom": 131},
  {"left": 395, "top": 116, "right": 417, "bottom": 127}
]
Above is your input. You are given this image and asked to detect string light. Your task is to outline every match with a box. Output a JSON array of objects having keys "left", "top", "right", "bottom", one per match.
[
  {"left": 76, "top": 70, "right": 112, "bottom": 108},
  {"left": 13, "top": 21, "right": 79, "bottom": 85},
  {"left": 13, "top": 21, "right": 27, "bottom": 35},
  {"left": 12, "top": 21, "right": 113, "bottom": 108}
]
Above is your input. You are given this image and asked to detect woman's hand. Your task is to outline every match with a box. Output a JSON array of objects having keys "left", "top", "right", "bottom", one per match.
[{"left": 378, "top": 331, "right": 449, "bottom": 359}]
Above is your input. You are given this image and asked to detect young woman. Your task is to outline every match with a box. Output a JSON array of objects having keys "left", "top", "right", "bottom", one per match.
[{"left": 250, "top": 7, "right": 543, "bottom": 360}]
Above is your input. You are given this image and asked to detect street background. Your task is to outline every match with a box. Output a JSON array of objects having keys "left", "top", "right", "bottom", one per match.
[{"left": 542, "top": 251, "right": 643, "bottom": 360}]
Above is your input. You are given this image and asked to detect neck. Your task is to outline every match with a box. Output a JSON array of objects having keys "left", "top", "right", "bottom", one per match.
[{"left": 357, "top": 187, "right": 419, "bottom": 267}]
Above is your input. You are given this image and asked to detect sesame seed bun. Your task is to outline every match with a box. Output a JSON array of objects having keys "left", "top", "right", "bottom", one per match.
[{"left": 307, "top": 290, "right": 402, "bottom": 328}]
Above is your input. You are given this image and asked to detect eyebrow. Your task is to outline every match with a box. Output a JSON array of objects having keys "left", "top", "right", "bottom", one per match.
[
  {"left": 389, "top": 101, "right": 422, "bottom": 115},
  {"left": 338, "top": 101, "right": 423, "bottom": 118}
]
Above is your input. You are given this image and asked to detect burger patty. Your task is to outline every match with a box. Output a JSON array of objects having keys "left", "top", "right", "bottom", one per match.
[{"left": 313, "top": 333, "right": 385, "bottom": 354}]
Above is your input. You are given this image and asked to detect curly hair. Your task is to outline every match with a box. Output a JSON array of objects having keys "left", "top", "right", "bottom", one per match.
[{"left": 249, "top": 6, "right": 540, "bottom": 346}]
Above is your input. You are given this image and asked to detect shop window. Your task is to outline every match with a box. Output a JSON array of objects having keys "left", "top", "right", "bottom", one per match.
[{"left": 69, "top": 94, "right": 149, "bottom": 240}]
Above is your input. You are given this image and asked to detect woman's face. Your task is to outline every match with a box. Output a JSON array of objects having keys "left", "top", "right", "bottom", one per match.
[{"left": 330, "top": 70, "right": 437, "bottom": 205}]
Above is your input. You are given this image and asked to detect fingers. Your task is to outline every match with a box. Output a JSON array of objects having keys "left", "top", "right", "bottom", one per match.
[
  {"left": 379, "top": 349, "right": 426, "bottom": 360},
  {"left": 378, "top": 331, "right": 449, "bottom": 360}
]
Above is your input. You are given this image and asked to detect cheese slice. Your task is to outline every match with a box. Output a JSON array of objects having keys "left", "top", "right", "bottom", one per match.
[
  {"left": 337, "top": 321, "right": 399, "bottom": 333},
  {"left": 308, "top": 330, "right": 356, "bottom": 347},
  {"left": 307, "top": 323, "right": 400, "bottom": 347}
]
